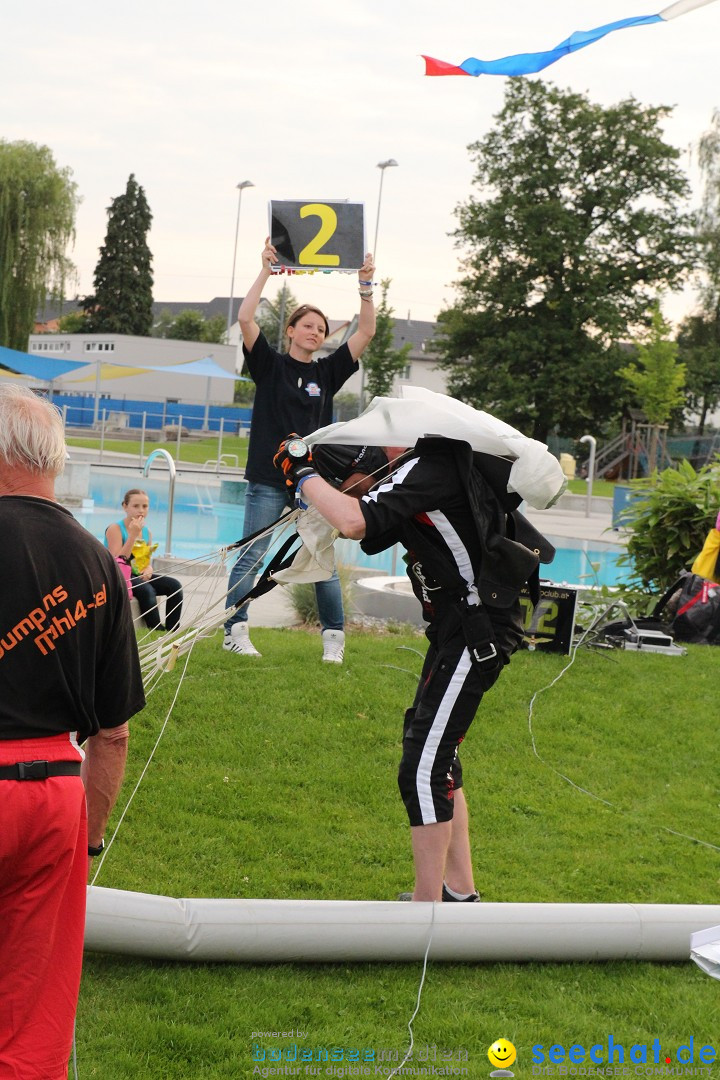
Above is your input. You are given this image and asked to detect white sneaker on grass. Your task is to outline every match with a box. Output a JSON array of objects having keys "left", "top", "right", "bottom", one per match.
[
  {"left": 223, "top": 623, "right": 261, "bottom": 657},
  {"left": 321, "top": 629, "right": 345, "bottom": 664}
]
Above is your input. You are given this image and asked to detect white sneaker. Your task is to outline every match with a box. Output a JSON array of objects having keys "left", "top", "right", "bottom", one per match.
[
  {"left": 321, "top": 629, "right": 345, "bottom": 664},
  {"left": 223, "top": 623, "right": 261, "bottom": 657}
]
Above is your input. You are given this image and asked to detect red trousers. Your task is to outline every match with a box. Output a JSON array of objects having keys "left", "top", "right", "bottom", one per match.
[{"left": 0, "top": 734, "right": 87, "bottom": 1080}]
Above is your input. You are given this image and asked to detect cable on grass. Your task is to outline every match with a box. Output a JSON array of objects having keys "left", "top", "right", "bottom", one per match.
[
  {"left": 386, "top": 902, "right": 436, "bottom": 1080},
  {"left": 527, "top": 600, "right": 720, "bottom": 853},
  {"left": 90, "top": 634, "right": 199, "bottom": 886}
]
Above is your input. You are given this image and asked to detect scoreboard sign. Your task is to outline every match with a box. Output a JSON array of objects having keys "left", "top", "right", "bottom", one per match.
[
  {"left": 519, "top": 582, "right": 580, "bottom": 655},
  {"left": 269, "top": 200, "right": 365, "bottom": 271}
]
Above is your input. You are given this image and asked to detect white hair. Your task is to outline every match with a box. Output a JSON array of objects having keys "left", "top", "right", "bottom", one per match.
[{"left": 0, "top": 383, "right": 67, "bottom": 477}]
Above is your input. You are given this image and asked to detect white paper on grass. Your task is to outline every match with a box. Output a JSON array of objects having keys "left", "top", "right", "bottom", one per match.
[
  {"left": 690, "top": 924, "right": 720, "bottom": 980},
  {"left": 307, "top": 386, "right": 566, "bottom": 510}
]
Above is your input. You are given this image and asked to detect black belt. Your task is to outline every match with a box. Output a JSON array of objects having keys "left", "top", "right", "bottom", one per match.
[{"left": 0, "top": 760, "right": 82, "bottom": 781}]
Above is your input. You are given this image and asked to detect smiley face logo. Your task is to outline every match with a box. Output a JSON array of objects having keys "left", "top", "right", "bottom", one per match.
[{"left": 488, "top": 1039, "right": 517, "bottom": 1070}]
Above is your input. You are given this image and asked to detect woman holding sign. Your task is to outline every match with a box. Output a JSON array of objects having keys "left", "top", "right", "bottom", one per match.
[{"left": 223, "top": 237, "right": 376, "bottom": 663}]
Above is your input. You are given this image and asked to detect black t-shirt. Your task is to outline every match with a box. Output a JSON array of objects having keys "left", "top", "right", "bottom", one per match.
[
  {"left": 243, "top": 331, "right": 358, "bottom": 488},
  {"left": 359, "top": 451, "right": 482, "bottom": 623},
  {"left": 0, "top": 496, "right": 145, "bottom": 742}
]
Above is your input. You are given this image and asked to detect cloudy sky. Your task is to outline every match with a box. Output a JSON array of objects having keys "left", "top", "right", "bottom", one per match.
[{"left": 3, "top": 0, "right": 718, "bottom": 326}]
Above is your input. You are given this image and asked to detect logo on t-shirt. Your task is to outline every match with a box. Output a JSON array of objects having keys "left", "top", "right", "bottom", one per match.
[{"left": 304, "top": 382, "right": 322, "bottom": 398}]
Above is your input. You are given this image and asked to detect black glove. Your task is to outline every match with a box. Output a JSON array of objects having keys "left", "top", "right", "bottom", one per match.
[{"left": 273, "top": 435, "right": 316, "bottom": 493}]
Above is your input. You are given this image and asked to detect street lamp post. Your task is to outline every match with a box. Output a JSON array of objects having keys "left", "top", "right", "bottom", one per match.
[
  {"left": 373, "top": 159, "right": 398, "bottom": 260},
  {"left": 359, "top": 160, "right": 399, "bottom": 414},
  {"left": 226, "top": 180, "right": 255, "bottom": 339}
]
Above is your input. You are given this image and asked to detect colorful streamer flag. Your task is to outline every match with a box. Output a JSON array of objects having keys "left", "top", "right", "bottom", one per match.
[{"left": 423, "top": 0, "right": 718, "bottom": 77}]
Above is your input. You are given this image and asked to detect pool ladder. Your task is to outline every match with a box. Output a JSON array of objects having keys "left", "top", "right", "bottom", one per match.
[{"left": 143, "top": 449, "right": 176, "bottom": 556}]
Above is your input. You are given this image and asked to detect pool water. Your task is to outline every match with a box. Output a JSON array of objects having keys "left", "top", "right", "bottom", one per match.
[{"left": 71, "top": 469, "right": 626, "bottom": 586}]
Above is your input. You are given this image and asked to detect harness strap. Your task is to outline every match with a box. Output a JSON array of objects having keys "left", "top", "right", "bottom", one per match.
[
  {"left": 230, "top": 532, "right": 303, "bottom": 610},
  {"left": 0, "top": 760, "right": 82, "bottom": 781},
  {"left": 226, "top": 506, "right": 292, "bottom": 553},
  {"left": 677, "top": 580, "right": 711, "bottom": 617}
]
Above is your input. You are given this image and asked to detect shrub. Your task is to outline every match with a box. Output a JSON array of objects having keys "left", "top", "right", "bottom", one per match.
[
  {"left": 287, "top": 563, "right": 356, "bottom": 626},
  {"left": 617, "top": 459, "right": 720, "bottom": 590}
]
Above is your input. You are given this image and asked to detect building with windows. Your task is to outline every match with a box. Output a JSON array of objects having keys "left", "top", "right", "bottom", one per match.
[{"left": 27, "top": 332, "right": 240, "bottom": 407}]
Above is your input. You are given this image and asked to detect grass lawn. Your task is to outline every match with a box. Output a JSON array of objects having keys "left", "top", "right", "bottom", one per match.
[
  {"left": 566, "top": 477, "right": 616, "bottom": 498},
  {"left": 76, "top": 629, "right": 720, "bottom": 1078},
  {"left": 66, "top": 434, "right": 249, "bottom": 468}
]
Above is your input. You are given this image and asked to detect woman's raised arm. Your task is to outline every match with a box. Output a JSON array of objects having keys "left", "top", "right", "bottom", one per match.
[
  {"left": 238, "top": 237, "right": 277, "bottom": 351},
  {"left": 346, "top": 252, "right": 377, "bottom": 360}
]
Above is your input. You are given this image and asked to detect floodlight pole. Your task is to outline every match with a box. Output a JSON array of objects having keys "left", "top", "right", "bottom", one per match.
[
  {"left": 359, "top": 160, "right": 398, "bottom": 414},
  {"left": 227, "top": 181, "right": 255, "bottom": 340},
  {"left": 373, "top": 159, "right": 398, "bottom": 261}
]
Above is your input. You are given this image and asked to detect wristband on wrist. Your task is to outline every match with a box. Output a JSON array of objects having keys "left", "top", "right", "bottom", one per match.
[
  {"left": 295, "top": 472, "right": 318, "bottom": 494},
  {"left": 295, "top": 472, "right": 318, "bottom": 510},
  {"left": 358, "top": 279, "right": 374, "bottom": 286},
  {"left": 358, "top": 288, "right": 374, "bottom": 297},
  {"left": 88, "top": 839, "right": 105, "bottom": 857}
]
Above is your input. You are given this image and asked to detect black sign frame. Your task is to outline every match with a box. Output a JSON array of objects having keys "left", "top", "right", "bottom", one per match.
[{"left": 269, "top": 200, "right": 366, "bottom": 271}]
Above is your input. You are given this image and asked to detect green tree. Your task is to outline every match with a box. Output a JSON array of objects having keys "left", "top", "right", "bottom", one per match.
[
  {"left": 0, "top": 140, "right": 78, "bottom": 350},
  {"left": 676, "top": 110, "right": 720, "bottom": 434},
  {"left": 153, "top": 308, "right": 227, "bottom": 343},
  {"left": 360, "top": 279, "right": 411, "bottom": 402},
  {"left": 436, "top": 81, "right": 696, "bottom": 442},
  {"left": 57, "top": 310, "right": 87, "bottom": 333},
  {"left": 619, "top": 304, "right": 686, "bottom": 467},
  {"left": 83, "top": 174, "right": 153, "bottom": 335},
  {"left": 676, "top": 313, "right": 720, "bottom": 433},
  {"left": 698, "top": 108, "right": 720, "bottom": 318}
]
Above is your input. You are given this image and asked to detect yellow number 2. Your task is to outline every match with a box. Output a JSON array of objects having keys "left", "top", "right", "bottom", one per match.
[{"left": 298, "top": 204, "right": 340, "bottom": 266}]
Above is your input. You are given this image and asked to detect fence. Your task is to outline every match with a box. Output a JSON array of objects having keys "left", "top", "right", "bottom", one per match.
[
  {"left": 51, "top": 393, "right": 252, "bottom": 435},
  {"left": 60, "top": 403, "right": 254, "bottom": 472}
]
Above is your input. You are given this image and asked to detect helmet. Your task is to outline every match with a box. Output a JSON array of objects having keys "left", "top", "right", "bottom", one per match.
[{"left": 312, "top": 444, "right": 389, "bottom": 489}]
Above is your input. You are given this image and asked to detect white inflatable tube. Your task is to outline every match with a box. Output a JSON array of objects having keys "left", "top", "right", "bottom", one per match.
[{"left": 85, "top": 888, "right": 720, "bottom": 963}]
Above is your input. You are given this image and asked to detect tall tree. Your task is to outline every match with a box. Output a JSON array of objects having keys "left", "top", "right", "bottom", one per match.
[
  {"left": 436, "top": 80, "right": 696, "bottom": 442},
  {"left": 83, "top": 174, "right": 153, "bottom": 335},
  {"left": 676, "top": 314, "right": 720, "bottom": 433},
  {"left": 0, "top": 140, "right": 77, "bottom": 350},
  {"left": 677, "top": 109, "right": 720, "bottom": 433},
  {"left": 361, "top": 279, "right": 411, "bottom": 401},
  {"left": 697, "top": 108, "right": 720, "bottom": 317},
  {"left": 619, "top": 303, "right": 686, "bottom": 467}
]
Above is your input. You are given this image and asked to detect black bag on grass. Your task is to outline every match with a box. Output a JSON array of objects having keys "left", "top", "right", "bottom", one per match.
[{"left": 654, "top": 572, "right": 720, "bottom": 645}]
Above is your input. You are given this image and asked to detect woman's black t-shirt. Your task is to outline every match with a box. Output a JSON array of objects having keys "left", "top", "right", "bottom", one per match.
[{"left": 243, "top": 331, "right": 357, "bottom": 488}]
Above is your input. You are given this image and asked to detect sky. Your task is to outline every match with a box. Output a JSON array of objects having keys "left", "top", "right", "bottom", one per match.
[{"left": 3, "top": 0, "right": 719, "bottom": 328}]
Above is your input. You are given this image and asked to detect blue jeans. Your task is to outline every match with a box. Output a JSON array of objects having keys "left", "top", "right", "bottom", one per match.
[{"left": 224, "top": 481, "right": 344, "bottom": 633}]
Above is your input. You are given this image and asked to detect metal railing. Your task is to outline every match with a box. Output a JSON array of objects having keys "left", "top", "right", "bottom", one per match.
[{"left": 143, "top": 449, "right": 176, "bottom": 555}]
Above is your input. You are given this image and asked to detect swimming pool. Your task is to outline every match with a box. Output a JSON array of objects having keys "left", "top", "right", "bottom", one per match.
[{"left": 70, "top": 468, "right": 626, "bottom": 586}]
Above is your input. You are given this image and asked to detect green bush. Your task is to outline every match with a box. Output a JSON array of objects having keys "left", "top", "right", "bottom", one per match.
[
  {"left": 617, "top": 459, "right": 720, "bottom": 590},
  {"left": 287, "top": 563, "right": 356, "bottom": 625}
]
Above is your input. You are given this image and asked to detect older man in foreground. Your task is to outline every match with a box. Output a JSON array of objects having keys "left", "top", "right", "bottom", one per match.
[{"left": 0, "top": 384, "right": 145, "bottom": 1080}]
